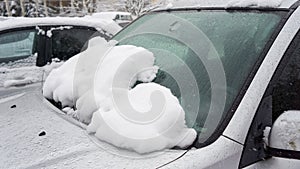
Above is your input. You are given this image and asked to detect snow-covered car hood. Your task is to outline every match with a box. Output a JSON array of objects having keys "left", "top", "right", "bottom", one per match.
[{"left": 0, "top": 84, "right": 186, "bottom": 169}]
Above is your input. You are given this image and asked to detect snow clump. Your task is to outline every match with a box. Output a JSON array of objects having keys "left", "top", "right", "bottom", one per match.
[
  {"left": 87, "top": 83, "right": 197, "bottom": 154},
  {"left": 43, "top": 37, "right": 197, "bottom": 154}
]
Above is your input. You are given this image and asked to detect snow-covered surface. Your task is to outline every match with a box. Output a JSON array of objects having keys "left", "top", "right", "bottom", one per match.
[
  {"left": 91, "top": 12, "right": 132, "bottom": 20},
  {"left": 87, "top": 83, "right": 197, "bottom": 154},
  {"left": 43, "top": 37, "right": 196, "bottom": 153},
  {"left": 155, "top": 0, "right": 298, "bottom": 10},
  {"left": 270, "top": 110, "right": 300, "bottom": 151},
  {"left": 227, "top": 0, "right": 283, "bottom": 8},
  {"left": 263, "top": 126, "right": 271, "bottom": 147},
  {"left": 0, "top": 16, "right": 122, "bottom": 36},
  {"left": 0, "top": 66, "right": 42, "bottom": 88},
  {"left": 46, "top": 26, "right": 73, "bottom": 38},
  {"left": 0, "top": 57, "right": 63, "bottom": 88},
  {"left": 0, "top": 88, "right": 187, "bottom": 169},
  {"left": 164, "top": 136, "right": 243, "bottom": 168},
  {"left": 0, "top": 16, "right": 10, "bottom": 21},
  {"left": 0, "top": 92, "right": 25, "bottom": 104}
]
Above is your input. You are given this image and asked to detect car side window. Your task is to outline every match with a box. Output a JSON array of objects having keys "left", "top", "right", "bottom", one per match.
[
  {"left": 272, "top": 38, "right": 300, "bottom": 121},
  {"left": 50, "top": 26, "right": 101, "bottom": 62},
  {"left": 0, "top": 28, "right": 37, "bottom": 67},
  {"left": 240, "top": 31, "right": 300, "bottom": 168}
]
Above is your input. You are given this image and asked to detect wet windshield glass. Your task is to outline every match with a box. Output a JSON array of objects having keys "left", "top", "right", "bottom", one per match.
[{"left": 113, "top": 10, "right": 284, "bottom": 145}]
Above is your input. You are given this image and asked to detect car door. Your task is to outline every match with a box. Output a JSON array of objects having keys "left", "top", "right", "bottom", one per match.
[{"left": 240, "top": 30, "right": 300, "bottom": 169}]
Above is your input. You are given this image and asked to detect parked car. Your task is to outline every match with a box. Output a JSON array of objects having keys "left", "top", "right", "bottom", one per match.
[
  {"left": 0, "top": 17, "right": 121, "bottom": 66},
  {"left": 91, "top": 12, "right": 133, "bottom": 27},
  {"left": 1, "top": 0, "right": 300, "bottom": 168}
]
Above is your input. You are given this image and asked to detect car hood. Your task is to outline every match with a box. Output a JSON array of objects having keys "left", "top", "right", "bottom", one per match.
[{"left": 0, "top": 85, "right": 186, "bottom": 169}]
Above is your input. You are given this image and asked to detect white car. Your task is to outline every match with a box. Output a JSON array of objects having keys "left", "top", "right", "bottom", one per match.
[
  {"left": 0, "top": 17, "right": 121, "bottom": 66},
  {"left": 91, "top": 12, "right": 133, "bottom": 27},
  {"left": 1, "top": 0, "right": 300, "bottom": 168}
]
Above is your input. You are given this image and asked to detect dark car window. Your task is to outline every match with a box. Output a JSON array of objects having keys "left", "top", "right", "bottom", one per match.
[
  {"left": 272, "top": 33, "right": 300, "bottom": 120},
  {"left": 240, "top": 31, "right": 300, "bottom": 168},
  {"left": 0, "top": 28, "right": 37, "bottom": 65},
  {"left": 50, "top": 27, "right": 100, "bottom": 61}
]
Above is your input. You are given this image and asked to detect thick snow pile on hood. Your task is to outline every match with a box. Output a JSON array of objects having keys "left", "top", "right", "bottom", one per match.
[
  {"left": 87, "top": 83, "right": 197, "bottom": 154},
  {"left": 227, "top": 0, "right": 283, "bottom": 7},
  {"left": 270, "top": 110, "right": 300, "bottom": 151},
  {"left": 43, "top": 54, "right": 79, "bottom": 107},
  {"left": 43, "top": 37, "right": 196, "bottom": 153},
  {"left": 44, "top": 37, "right": 159, "bottom": 122}
]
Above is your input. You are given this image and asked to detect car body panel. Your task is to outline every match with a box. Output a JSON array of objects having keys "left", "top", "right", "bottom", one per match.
[
  {"left": 245, "top": 157, "right": 300, "bottom": 169},
  {"left": 0, "top": 86, "right": 187, "bottom": 169},
  {"left": 161, "top": 136, "right": 243, "bottom": 169}
]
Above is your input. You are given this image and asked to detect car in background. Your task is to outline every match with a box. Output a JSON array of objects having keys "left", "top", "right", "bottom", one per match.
[
  {"left": 1, "top": 0, "right": 300, "bottom": 168},
  {"left": 91, "top": 12, "right": 133, "bottom": 27},
  {"left": 0, "top": 17, "right": 121, "bottom": 66},
  {"left": 0, "top": 17, "right": 121, "bottom": 89}
]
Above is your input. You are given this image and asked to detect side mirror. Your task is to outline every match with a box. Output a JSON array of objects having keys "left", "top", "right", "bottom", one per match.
[
  {"left": 267, "top": 110, "right": 300, "bottom": 159},
  {"left": 269, "top": 110, "right": 300, "bottom": 151}
]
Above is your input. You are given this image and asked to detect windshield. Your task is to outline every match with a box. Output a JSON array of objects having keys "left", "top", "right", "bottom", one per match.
[{"left": 113, "top": 10, "right": 284, "bottom": 145}]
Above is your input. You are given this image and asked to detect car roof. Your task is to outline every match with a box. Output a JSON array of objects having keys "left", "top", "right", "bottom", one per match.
[
  {"left": 91, "top": 12, "right": 132, "bottom": 20},
  {"left": 93, "top": 12, "right": 132, "bottom": 16},
  {"left": 0, "top": 17, "right": 121, "bottom": 35},
  {"left": 155, "top": 0, "right": 299, "bottom": 11},
  {"left": 0, "top": 16, "right": 12, "bottom": 21}
]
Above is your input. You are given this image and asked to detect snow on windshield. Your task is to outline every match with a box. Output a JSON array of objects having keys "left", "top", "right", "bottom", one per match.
[{"left": 43, "top": 37, "right": 196, "bottom": 154}]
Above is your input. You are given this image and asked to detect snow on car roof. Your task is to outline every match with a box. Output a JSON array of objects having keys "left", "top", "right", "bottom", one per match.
[
  {"left": 92, "top": 12, "right": 131, "bottom": 16},
  {"left": 0, "top": 16, "right": 11, "bottom": 21},
  {"left": 0, "top": 16, "right": 122, "bottom": 35},
  {"left": 156, "top": 0, "right": 298, "bottom": 10},
  {"left": 91, "top": 12, "right": 132, "bottom": 20}
]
